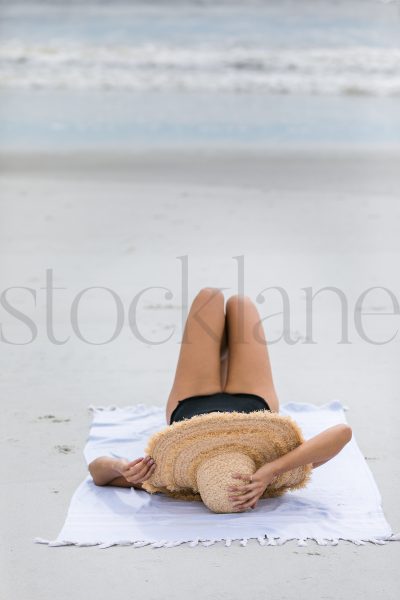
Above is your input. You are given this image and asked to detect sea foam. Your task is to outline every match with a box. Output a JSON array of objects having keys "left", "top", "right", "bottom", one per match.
[{"left": 1, "top": 41, "right": 399, "bottom": 95}]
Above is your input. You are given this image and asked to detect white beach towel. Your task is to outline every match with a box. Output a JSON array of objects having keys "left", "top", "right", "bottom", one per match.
[{"left": 35, "top": 401, "right": 399, "bottom": 549}]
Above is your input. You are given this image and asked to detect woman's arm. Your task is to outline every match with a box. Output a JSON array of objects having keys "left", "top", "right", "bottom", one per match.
[
  {"left": 259, "top": 423, "right": 352, "bottom": 479},
  {"left": 228, "top": 424, "right": 352, "bottom": 511},
  {"left": 88, "top": 456, "right": 156, "bottom": 489}
]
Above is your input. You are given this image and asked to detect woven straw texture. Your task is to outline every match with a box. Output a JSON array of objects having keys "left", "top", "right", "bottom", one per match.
[{"left": 142, "top": 410, "right": 312, "bottom": 512}]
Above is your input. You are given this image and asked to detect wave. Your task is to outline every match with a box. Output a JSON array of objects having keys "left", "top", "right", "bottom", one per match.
[{"left": 1, "top": 41, "right": 399, "bottom": 95}]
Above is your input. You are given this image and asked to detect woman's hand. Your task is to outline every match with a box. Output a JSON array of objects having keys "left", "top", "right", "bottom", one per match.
[
  {"left": 227, "top": 464, "right": 278, "bottom": 511},
  {"left": 116, "top": 456, "right": 156, "bottom": 485}
]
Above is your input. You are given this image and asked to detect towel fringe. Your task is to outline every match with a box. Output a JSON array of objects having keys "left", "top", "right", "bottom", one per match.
[
  {"left": 315, "top": 538, "right": 328, "bottom": 546},
  {"left": 257, "top": 536, "right": 266, "bottom": 546},
  {"left": 34, "top": 532, "right": 400, "bottom": 549},
  {"left": 48, "top": 540, "right": 70, "bottom": 547},
  {"left": 114, "top": 540, "right": 134, "bottom": 546},
  {"left": 201, "top": 539, "right": 216, "bottom": 547},
  {"left": 76, "top": 541, "right": 101, "bottom": 547},
  {"left": 352, "top": 539, "right": 366, "bottom": 546},
  {"left": 150, "top": 539, "right": 169, "bottom": 548},
  {"left": 265, "top": 536, "right": 277, "bottom": 546},
  {"left": 275, "top": 537, "right": 289, "bottom": 546},
  {"left": 164, "top": 540, "right": 186, "bottom": 548},
  {"left": 133, "top": 541, "right": 151, "bottom": 548},
  {"left": 34, "top": 537, "right": 52, "bottom": 545}
]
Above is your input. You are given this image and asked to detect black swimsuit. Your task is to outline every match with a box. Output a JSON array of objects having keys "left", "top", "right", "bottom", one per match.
[{"left": 169, "top": 391, "right": 271, "bottom": 424}]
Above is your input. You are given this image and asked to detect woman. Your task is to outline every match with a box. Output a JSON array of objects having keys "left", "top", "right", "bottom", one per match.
[{"left": 89, "top": 288, "right": 352, "bottom": 511}]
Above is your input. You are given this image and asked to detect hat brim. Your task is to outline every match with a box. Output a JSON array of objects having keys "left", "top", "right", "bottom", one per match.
[{"left": 142, "top": 410, "right": 312, "bottom": 500}]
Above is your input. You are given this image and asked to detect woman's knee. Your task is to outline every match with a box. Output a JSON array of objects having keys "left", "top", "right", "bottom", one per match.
[
  {"left": 226, "top": 294, "right": 255, "bottom": 313},
  {"left": 194, "top": 287, "right": 224, "bottom": 307}
]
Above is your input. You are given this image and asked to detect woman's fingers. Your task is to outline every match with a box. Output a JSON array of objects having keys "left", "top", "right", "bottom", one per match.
[
  {"left": 130, "top": 462, "right": 154, "bottom": 479},
  {"left": 230, "top": 490, "right": 257, "bottom": 505},
  {"left": 229, "top": 473, "right": 255, "bottom": 496},
  {"left": 233, "top": 491, "right": 259, "bottom": 508},
  {"left": 126, "top": 456, "right": 154, "bottom": 469},
  {"left": 234, "top": 501, "right": 255, "bottom": 511},
  {"left": 229, "top": 482, "right": 263, "bottom": 505},
  {"left": 228, "top": 483, "right": 253, "bottom": 494},
  {"left": 236, "top": 501, "right": 255, "bottom": 510},
  {"left": 131, "top": 463, "right": 156, "bottom": 483},
  {"left": 128, "top": 456, "right": 153, "bottom": 469},
  {"left": 126, "top": 457, "right": 145, "bottom": 468},
  {"left": 231, "top": 473, "right": 252, "bottom": 484},
  {"left": 229, "top": 490, "right": 251, "bottom": 502},
  {"left": 123, "top": 459, "right": 144, "bottom": 475},
  {"left": 139, "top": 463, "right": 156, "bottom": 482},
  {"left": 124, "top": 457, "right": 156, "bottom": 481},
  {"left": 228, "top": 482, "right": 256, "bottom": 500}
]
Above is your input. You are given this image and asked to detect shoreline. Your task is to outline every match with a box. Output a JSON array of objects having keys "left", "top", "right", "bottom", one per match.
[{"left": 1, "top": 148, "right": 399, "bottom": 196}]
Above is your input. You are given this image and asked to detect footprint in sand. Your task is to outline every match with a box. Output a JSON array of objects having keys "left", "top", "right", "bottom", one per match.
[
  {"left": 37, "top": 415, "right": 70, "bottom": 423},
  {"left": 55, "top": 445, "right": 74, "bottom": 454}
]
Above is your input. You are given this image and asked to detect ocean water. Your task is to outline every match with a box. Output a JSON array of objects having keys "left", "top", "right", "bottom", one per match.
[{"left": 0, "top": 0, "right": 399, "bottom": 150}]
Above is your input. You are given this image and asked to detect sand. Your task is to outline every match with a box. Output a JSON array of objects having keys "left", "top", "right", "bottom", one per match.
[{"left": 1, "top": 148, "right": 399, "bottom": 600}]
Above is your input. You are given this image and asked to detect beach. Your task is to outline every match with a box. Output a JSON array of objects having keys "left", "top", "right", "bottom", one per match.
[
  {"left": 1, "top": 0, "right": 400, "bottom": 597},
  {"left": 1, "top": 147, "right": 400, "bottom": 599}
]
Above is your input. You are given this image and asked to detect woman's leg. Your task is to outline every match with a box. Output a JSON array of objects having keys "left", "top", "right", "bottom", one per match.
[
  {"left": 223, "top": 295, "right": 279, "bottom": 413},
  {"left": 166, "top": 288, "right": 226, "bottom": 424},
  {"left": 220, "top": 320, "right": 228, "bottom": 388}
]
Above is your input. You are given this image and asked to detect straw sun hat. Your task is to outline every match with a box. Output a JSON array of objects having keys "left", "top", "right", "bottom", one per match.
[{"left": 142, "top": 410, "right": 312, "bottom": 513}]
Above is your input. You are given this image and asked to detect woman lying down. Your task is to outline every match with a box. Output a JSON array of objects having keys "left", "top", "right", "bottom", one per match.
[{"left": 89, "top": 289, "right": 352, "bottom": 514}]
